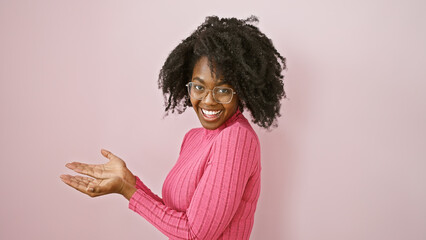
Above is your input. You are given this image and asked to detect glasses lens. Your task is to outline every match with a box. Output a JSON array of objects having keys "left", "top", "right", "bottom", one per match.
[
  {"left": 213, "top": 87, "right": 233, "bottom": 103},
  {"left": 189, "top": 83, "right": 205, "bottom": 99}
]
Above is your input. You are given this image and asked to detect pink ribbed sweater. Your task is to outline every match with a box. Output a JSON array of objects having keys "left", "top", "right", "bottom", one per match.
[{"left": 129, "top": 110, "right": 261, "bottom": 240}]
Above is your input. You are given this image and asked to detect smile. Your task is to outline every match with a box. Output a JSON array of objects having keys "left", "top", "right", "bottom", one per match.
[{"left": 201, "top": 108, "right": 223, "bottom": 121}]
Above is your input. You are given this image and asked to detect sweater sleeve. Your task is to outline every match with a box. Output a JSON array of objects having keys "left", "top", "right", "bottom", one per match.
[
  {"left": 128, "top": 126, "right": 259, "bottom": 240},
  {"left": 134, "top": 176, "right": 164, "bottom": 204}
]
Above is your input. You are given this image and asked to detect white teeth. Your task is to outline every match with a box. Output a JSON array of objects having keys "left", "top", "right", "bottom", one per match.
[{"left": 202, "top": 109, "right": 221, "bottom": 115}]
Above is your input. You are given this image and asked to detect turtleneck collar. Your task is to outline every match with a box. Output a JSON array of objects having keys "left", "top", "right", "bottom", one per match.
[{"left": 203, "top": 109, "right": 243, "bottom": 138}]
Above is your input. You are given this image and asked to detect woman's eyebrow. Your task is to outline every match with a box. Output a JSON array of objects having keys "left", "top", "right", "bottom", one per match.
[{"left": 192, "top": 77, "right": 205, "bottom": 83}]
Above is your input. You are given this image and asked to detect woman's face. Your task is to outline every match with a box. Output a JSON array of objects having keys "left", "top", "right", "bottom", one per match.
[{"left": 190, "top": 56, "right": 239, "bottom": 130}]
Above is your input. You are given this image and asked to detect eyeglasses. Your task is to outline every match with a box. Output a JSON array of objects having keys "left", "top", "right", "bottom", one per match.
[{"left": 186, "top": 82, "right": 237, "bottom": 104}]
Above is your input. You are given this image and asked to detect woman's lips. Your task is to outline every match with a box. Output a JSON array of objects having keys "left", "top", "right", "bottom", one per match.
[{"left": 200, "top": 108, "right": 223, "bottom": 121}]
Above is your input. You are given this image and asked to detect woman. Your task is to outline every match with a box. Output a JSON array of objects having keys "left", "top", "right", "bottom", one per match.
[{"left": 60, "top": 15, "right": 286, "bottom": 240}]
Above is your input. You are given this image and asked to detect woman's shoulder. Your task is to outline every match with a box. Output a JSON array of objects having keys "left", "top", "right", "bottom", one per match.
[
  {"left": 210, "top": 119, "right": 261, "bottom": 169},
  {"left": 220, "top": 119, "right": 260, "bottom": 146}
]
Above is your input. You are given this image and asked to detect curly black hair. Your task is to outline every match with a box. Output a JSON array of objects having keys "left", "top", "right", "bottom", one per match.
[{"left": 158, "top": 15, "right": 286, "bottom": 129}]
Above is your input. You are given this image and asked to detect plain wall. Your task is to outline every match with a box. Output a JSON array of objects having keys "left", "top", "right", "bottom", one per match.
[{"left": 1, "top": 0, "right": 425, "bottom": 239}]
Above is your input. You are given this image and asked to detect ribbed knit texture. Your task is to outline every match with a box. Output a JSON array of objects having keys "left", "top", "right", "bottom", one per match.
[{"left": 129, "top": 109, "right": 261, "bottom": 240}]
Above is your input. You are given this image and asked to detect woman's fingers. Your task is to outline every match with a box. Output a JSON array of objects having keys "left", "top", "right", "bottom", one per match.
[
  {"left": 60, "top": 174, "right": 91, "bottom": 194},
  {"left": 101, "top": 149, "right": 121, "bottom": 161},
  {"left": 74, "top": 175, "right": 94, "bottom": 185},
  {"left": 65, "top": 162, "right": 104, "bottom": 178},
  {"left": 60, "top": 175, "right": 106, "bottom": 197},
  {"left": 65, "top": 149, "right": 125, "bottom": 179}
]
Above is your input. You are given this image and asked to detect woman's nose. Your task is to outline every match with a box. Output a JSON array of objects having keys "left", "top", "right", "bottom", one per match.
[{"left": 202, "top": 90, "right": 216, "bottom": 105}]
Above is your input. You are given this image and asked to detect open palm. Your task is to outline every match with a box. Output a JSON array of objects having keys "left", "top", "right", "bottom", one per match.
[
  {"left": 65, "top": 149, "right": 135, "bottom": 185},
  {"left": 60, "top": 174, "right": 124, "bottom": 197},
  {"left": 60, "top": 149, "right": 136, "bottom": 197}
]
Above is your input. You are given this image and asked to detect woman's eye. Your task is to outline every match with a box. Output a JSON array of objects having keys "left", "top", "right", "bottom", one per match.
[
  {"left": 194, "top": 85, "right": 204, "bottom": 91},
  {"left": 218, "top": 88, "right": 230, "bottom": 94}
]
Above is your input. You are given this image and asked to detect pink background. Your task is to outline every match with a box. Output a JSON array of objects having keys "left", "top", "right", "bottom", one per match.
[{"left": 1, "top": 0, "right": 425, "bottom": 239}]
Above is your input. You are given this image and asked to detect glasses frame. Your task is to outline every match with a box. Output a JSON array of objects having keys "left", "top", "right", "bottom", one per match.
[{"left": 186, "top": 82, "right": 237, "bottom": 104}]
